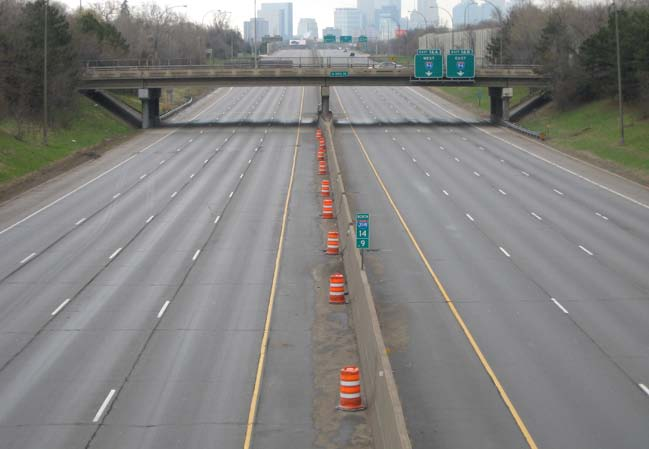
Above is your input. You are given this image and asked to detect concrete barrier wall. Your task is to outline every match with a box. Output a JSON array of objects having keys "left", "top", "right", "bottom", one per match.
[{"left": 324, "top": 121, "right": 412, "bottom": 449}]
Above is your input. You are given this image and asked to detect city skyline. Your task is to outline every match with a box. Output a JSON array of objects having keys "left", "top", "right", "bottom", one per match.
[{"left": 59, "top": 0, "right": 501, "bottom": 36}]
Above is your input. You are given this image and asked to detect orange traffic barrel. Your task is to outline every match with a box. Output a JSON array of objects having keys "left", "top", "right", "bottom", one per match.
[
  {"left": 322, "top": 198, "right": 334, "bottom": 219},
  {"left": 316, "top": 128, "right": 323, "bottom": 138},
  {"left": 329, "top": 273, "right": 346, "bottom": 304},
  {"left": 326, "top": 231, "right": 339, "bottom": 255},
  {"left": 337, "top": 365, "right": 365, "bottom": 411},
  {"left": 317, "top": 149, "right": 326, "bottom": 161},
  {"left": 321, "top": 180, "right": 330, "bottom": 197},
  {"left": 318, "top": 160, "right": 327, "bottom": 175},
  {"left": 319, "top": 141, "right": 326, "bottom": 151}
]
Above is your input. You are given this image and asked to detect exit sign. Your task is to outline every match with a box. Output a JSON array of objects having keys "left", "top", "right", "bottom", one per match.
[{"left": 330, "top": 71, "right": 349, "bottom": 77}]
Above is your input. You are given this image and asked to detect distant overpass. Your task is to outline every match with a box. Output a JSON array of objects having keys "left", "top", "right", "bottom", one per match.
[{"left": 79, "top": 58, "right": 550, "bottom": 127}]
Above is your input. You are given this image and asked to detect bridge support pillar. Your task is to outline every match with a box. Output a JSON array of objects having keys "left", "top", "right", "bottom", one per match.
[
  {"left": 488, "top": 87, "right": 504, "bottom": 123},
  {"left": 139, "top": 88, "right": 161, "bottom": 129},
  {"left": 320, "top": 86, "right": 331, "bottom": 120}
]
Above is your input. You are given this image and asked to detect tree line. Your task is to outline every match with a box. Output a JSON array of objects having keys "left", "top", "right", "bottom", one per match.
[
  {"left": 487, "top": 0, "right": 649, "bottom": 113},
  {"left": 0, "top": 0, "right": 245, "bottom": 137}
]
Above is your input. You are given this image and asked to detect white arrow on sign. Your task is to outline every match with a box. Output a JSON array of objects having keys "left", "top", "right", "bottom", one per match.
[
  {"left": 457, "top": 71, "right": 464, "bottom": 77},
  {"left": 425, "top": 71, "right": 433, "bottom": 76}
]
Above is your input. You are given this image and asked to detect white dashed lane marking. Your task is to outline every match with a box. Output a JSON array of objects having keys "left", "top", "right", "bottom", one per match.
[{"left": 551, "top": 297, "right": 569, "bottom": 314}]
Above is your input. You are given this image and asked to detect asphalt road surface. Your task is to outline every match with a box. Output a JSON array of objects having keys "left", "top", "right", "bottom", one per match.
[
  {"left": 324, "top": 49, "right": 649, "bottom": 449},
  {"left": 0, "top": 48, "right": 372, "bottom": 449}
]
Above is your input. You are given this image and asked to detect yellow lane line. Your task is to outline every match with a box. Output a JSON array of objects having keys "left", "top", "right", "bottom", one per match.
[
  {"left": 332, "top": 87, "right": 539, "bottom": 449},
  {"left": 242, "top": 86, "right": 304, "bottom": 449}
]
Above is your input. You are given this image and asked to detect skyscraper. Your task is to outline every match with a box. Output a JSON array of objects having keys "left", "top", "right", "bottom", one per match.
[
  {"left": 410, "top": 0, "right": 439, "bottom": 29},
  {"left": 244, "top": 17, "right": 270, "bottom": 43},
  {"left": 259, "top": 3, "right": 293, "bottom": 39},
  {"left": 334, "top": 8, "right": 363, "bottom": 38},
  {"left": 297, "top": 18, "right": 318, "bottom": 39},
  {"left": 357, "top": 0, "right": 375, "bottom": 28}
]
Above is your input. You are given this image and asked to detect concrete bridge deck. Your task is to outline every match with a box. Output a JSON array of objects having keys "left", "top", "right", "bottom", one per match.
[{"left": 80, "top": 61, "right": 549, "bottom": 90}]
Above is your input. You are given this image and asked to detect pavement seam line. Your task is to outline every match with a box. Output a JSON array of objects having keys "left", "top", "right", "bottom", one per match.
[
  {"left": 242, "top": 86, "right": 303, "bottom": 449},
  {"left": 333, "top": 86, "right": 539, "bottom": 449},
  {"left": 406, "top": 86, "right": 649, "bottom": 211},
  {"left": 0, "top": 87, "right": 234, "bottom": 236}
]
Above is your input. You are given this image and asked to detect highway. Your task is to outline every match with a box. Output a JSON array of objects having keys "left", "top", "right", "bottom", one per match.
[
  {"left": 0, "top": 49, "right": 370, "bottom": 449},
  {"left": 324, "top": 50, "right": 649, "bottom": 449}
]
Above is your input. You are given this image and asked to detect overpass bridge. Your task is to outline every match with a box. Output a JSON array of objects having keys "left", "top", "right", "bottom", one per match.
[{"left": 79, "top": 58, "right": 549, "bottom": 128}]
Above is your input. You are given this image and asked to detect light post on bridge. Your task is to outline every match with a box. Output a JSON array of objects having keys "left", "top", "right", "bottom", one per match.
[
  {"left": 429, "top": 6, "right": 454, "bottom": 49},
  {"left": 480, "top": 0, "right": 503, "bottom": 64},
  {"left": 408, "top": 10, "right": 429, "bottom": 49}
]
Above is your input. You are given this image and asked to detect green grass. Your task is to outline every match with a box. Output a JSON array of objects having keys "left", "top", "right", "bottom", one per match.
[
  {"left": 111, "top": 87, "right": 211, "bottom": 114},
  {"left": 0, "top": 96, "right": 133, "bottom": 184},
  {"left": 435, "top": 86, "right": 532, "bottom": 113},
  {"left": 520, "top": 99, "right": 649, "bottom": 182}
]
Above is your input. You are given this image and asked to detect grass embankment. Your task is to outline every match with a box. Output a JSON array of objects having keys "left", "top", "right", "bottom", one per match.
[
  {"left": 434, "top": 86, "right": 532, "bottom": 115},
  {"left": 0, "top": 95, "right": 133, "bottom": 185},
  {"left": 521, "top": 99, "right": 649, "bottom": 185},
  {"left": 111, "top": 87, "right": 211, "bottom": 114}
]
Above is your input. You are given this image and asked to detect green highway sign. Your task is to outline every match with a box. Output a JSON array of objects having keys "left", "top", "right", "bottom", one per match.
[
  {"left": 340, "top": 35, "right": 352, "bottom": 43},
  {"left": 324, "top": 34, "right": 336, "bottom": 43},
  {"left": 330, "top": 71, "right": 349, "bottom": 77},
  {"left": 356, "top": 213, "right": 370, "bottom": 249},
  {"left": 446, "top": 49, "right": 475, "bottom": 79},
  {"left": 414, "top": 48, "right": 443, "bottom": 79},
  {"left": 358, "top": 35, "right": 368, "bottom": 43}
]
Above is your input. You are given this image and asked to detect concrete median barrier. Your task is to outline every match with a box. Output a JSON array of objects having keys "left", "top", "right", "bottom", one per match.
[{"left": 323, "top": 120, "right": 412, "bottom": 449}]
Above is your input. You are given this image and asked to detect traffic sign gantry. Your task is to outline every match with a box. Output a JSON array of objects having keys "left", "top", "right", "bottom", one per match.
[
  {"left": 324, "top": 34, "right": 336, "bottom": 43},
  {"left": 356, "top": 213, "right": 370, "bottom": 249},
  {"left": 340, "top": 35, "right": 352, "bottom": 43},
  {"left": 446, "top": 49, "right": 475, "bottom": 79},
  {"left": 414, "top": 49, "right": 443, "bottom": 79}
]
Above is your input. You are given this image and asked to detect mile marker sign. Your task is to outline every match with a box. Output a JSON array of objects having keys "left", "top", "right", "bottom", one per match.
[{"left": 356, "top": 213, "right": 370, "bottom": 249}]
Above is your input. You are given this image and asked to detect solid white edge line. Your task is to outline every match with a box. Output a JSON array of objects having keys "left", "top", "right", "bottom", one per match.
[
  {"left": 192, "top": 249, "right": 201, "bottom": 261},
  {"left": 406, "top": 86, "right": 649, "bottom": 211},
  {"left": 550, "top": 297, "right": 569, "bottom": 314},
  {"left": 20, "top": 252, "right": 37, "bottom": 264},
  {"left": 579, "top": 245, "right": 594, "bottom": 256},
  {"left": 157, "top": 300, "right": 170, "bottom": 319},
  {"left": 51, "top": 298, "right": 71, "bottom": 316},
  {"left": 109, "top": 248, "right": 122, "bottom": 260},
  {"left": 75, "top": 218, "right": 86, "bottom": 226},
  {"left": 640, "top": 383, "right": 649, "bottom": 396},
  {"left": 146, "top": 215, "right": 155, "bottom": 224},
  {"left": 499, "top": 247, "right": 511, "bottom": 258},
  {"left": 93, "top": 389, "right": 116, "bottom": 423}
]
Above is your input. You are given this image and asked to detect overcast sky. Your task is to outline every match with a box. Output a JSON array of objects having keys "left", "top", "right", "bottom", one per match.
[{"left": 61, "top": 0, "right": 461, "bottom": 33}]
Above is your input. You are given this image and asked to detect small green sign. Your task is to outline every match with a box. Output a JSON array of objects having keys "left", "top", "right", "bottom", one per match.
[
  {"left": 446, "top": 49, "right": 475, "bottom": 79},
  {"left": 340, "top": 35, "right": 352, "bottom": 43},
  {"left": 356, "top": 213, "right": 370, "bottom": 249},
  {"left": 358, "top": 35, "right": 368, "bottom": 43},
  {"left": 324, "top": 34, "right": 336, "bottom": 43},
  {"left": 414, "top": 48, "right": 443, "bottom": 79},
  {"left": 330, "top": 71, "right": 349, "bottom": 77}
]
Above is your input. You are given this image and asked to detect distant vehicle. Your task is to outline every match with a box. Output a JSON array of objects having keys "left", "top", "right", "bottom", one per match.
[
  {"left": 350, "top": 52, "right": 355, "bottom": 56},
  {"left": 343, "top": 48, "right": 348, "bottom": 53},
  {"left": 375, "top": 61, "right": 399, "bottom": 69}
]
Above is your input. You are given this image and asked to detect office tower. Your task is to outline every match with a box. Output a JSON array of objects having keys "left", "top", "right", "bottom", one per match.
[
  {"left": 243, "top": 17, "right": 270, "bottom": 43},
  {"left": 334, "top": 8, "right": 363, "bottom": 38},
  {"left": 259, "top": 2, "right": 293, "bottom": 39},
  {"left": 297, "top": 18, "right": 318, "bottom": 39}
]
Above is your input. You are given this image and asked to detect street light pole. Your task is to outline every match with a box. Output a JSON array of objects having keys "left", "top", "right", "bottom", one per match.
[
  {"left": 481, "top": 0, "right": 503, "bottom": 64},
  {"left": 430, "top": 6, "right": 454, "bottom": 49},
  {"left": 43, "top": 0, "right": 48, "bottom": 146},
  {"left": 253, "top": 0, "right": 257, "bottom": 68},
  {"left": 613, "top": 2, "right": 624, "bottom": 145},
  {"left": 408, "top": 10, "right": 429, "bottom": 48}
]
